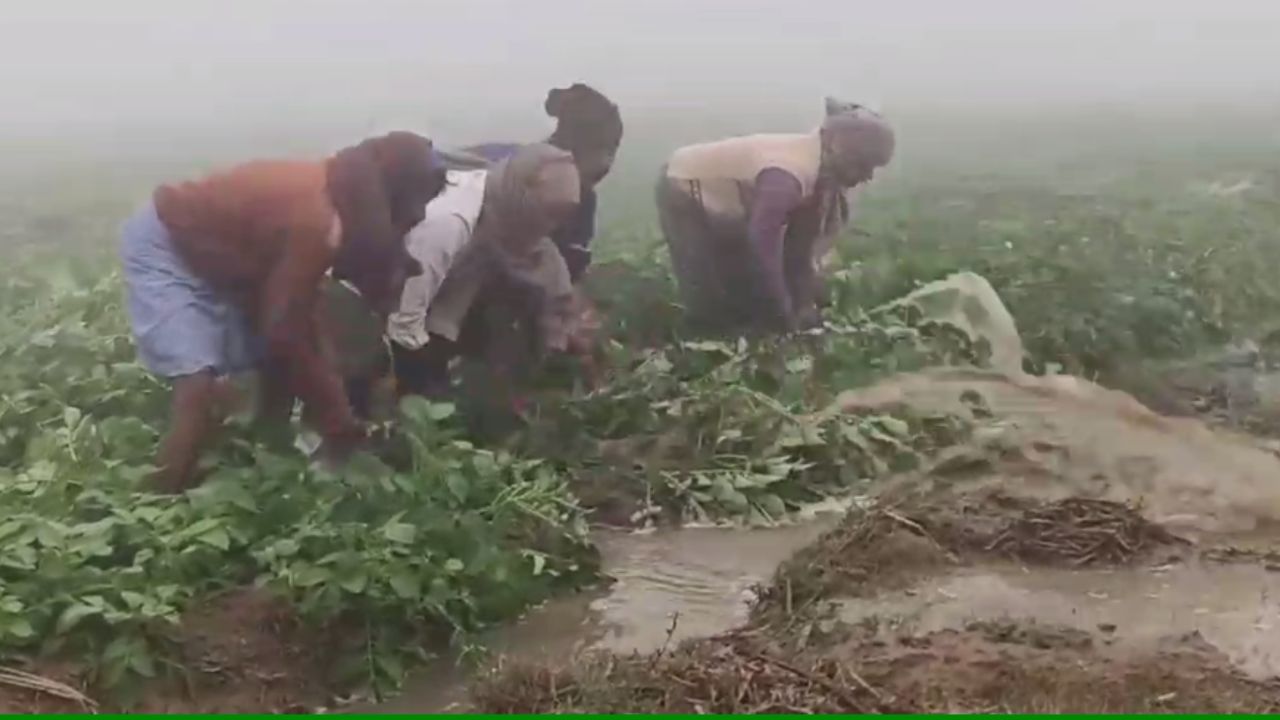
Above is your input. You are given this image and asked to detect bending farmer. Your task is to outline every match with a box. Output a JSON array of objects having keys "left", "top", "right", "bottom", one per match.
[
  {"left": 658, "top": 99, "right": 895, "bottom": 334},
  {"left": 120, "top": 132, "right": 445, "bottom": 492}
]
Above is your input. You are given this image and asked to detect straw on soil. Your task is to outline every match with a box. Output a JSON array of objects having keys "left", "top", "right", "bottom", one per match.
[
  {"left": 471, "top": 492, "right": 1280, "bottom": 714},
  {"left": 0, "top": 666, "right": 97, "bottom": 711},
  {"left": 471, "top": 632, "right": 899, "bottom": 714},
  {"left": 757, "top": 492, "right": 1190, "bottom": 621},
  {"left": 473, "top": 624, "right": 1280, "bottom": 714},
  {"left": 967, "top": 496, "right": 1190, "bottom": 566}
]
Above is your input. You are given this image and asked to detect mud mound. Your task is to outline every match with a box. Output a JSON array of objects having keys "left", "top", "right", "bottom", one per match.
[
  {"left": 825, "top": 368, "right": 1280, "bottom": 534},
  {"left": 471, "top": 633, "right": 893, "bottom": 714},
  {"left": 473, "top": 491, "right": 1280, "bottom": 713},
  {"left": 473, "top": 625, "right": 1280, "bottom": 714},
  {"left": 852, "top": 625, "right": 1280, "bottom": 713},
  {"left": 758, "top": 493, "right": 1188, "bottom": 617},
  {"left": 975, "top": 496, "right": 1187, "bottom": 566},
  {"left": 139, "top": 588, "right": 328, "bottom": 713},
  {"left": 0, "top": 588, "right": 329, "bottom": 714}
]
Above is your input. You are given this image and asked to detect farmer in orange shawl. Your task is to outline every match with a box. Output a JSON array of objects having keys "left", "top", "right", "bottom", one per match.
[{"left": 120, "top": 132, "right": 446, "bottom": 492}]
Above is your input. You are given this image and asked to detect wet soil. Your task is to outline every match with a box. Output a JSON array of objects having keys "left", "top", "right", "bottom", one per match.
[
  {"left": 473, "top": 624, "right": 1280, "bottom": 714},
  {"left": 14, "top": 365, "right": 1280, "bottom": 713},
  {"left": 370, "top": 522, "right": 836, "bottom": 713},
  {"left": 473, "top": 490, "right": 1280, "bottom": 713},
  {"left": 0, "top": 588, "right": 330, "bottom": 713}
]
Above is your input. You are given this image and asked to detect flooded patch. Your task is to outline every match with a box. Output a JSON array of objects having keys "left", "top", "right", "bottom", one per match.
[
  {"left": 396, "top": 363, "right": 1280, "bottom": 712},
  {"left": 471, "top": 493, "right": 1280, "bottom": 713},
  {"left": 837, "top": 560, "right": 1280, "bottom": 679},
  {"left": 374, "top": 521, "right": 833, "bottom": 713},
  {"left": 585, "top": 523, "right": 837, "bottom": 651}
]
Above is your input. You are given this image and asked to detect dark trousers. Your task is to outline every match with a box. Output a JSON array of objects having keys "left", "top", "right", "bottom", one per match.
[
  {"left": 390, "top": 278, "right": 540, "bottom": 403},
  {"left": 389, "top": 337, "right": 455, "bottom": 400}
]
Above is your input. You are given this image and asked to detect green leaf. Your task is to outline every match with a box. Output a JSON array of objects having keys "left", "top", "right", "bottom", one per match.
[
  {"left": 292, "top": 564, "right": 332, "bottom": 588},
  {"left": 191, "top": 478, "right": 258, "bottom": 513},
  {"left": 100, "top": 654, "right": 130, "bottom": 689},
  {"left": 343, "top": 452, "right": 393, "bottom": 488},
  {"left": 710, "top": 475, "right": 736, "bottom": 501},
  {"left": 26, "top": 460, "right": 56, "bottom": 483},
  {"left": 757, "top": 493, "right": 787, "bottom": 519},
  {"left": 68, "top": 534, "right": 113, "bottom": 558},
  {"left": 197, "top": 527, "right": 231, "bottom": 551},
  {"left": 445, "top": 473, "right": 469, "bottom": 502},
  {"left": 5, "top": 618, "right": 34, "bottom": 640},
  {"left": 182, "top": 517, "right": 222, "bottom": 540},
  {"left": 102, "top": 635, "right": 133, "bottom": 663},
  {"left": 0, "top": 521, "right": 23, "bottom": 542},
  {"left": 841, "top": 423, "right": 873, "bottom": 452},
  {"left": 338, "top": 567, "right": 368, "bottom": 595},
  {"left": 56, "top": 602, "right": 102, "bottom": 634},
  {"left": 33, "top": 520, "right": 66, "bottom": 549},
  {"left": 270, "top": 538, "right": 300, "bottom": 559},
  {"left": 471, "top": 453, "right": 498, "bottom": 476},
  {"left": 681, "top": 340, "right": 733, "bottom": 355},
  {"left": 400, "top": 395, "right": 455, "bottom": 427},
  {"left": 389, "top": 571, "right": 421, "bottom": 600},
  {"left": 723, "top": 489, "right": 750, "bottom": 513},
  {"left": 746, "top": 505, "right": 772, "bottom": 527},
  {"left": 129, "top": 648, "right": 157, "bottom": 678},
  {"left": 444, "top": 558, "right": 465, "bottom": 574},
  {"left": 876, "top": 416, "right": 912, "bottom": 439},
  {"left": 383, "top": 521, "right": 417, "bottom": 545},
  {"left": 0, "top": 546, "right": 37, "bottom": 571},
  {"left": 427, "top": 578, "right": 452, "bottom": 602},
  {"left": 375, "top": 651, "right": 405, "bottom": 683},
  {"left": 777, "top": 422, "right": 824, "bottom": 448},
  {"left": 427, "top": 403, "right": 457, "bottom": 421}
]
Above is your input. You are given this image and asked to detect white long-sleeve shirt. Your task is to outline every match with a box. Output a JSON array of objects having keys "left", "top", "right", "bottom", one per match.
[{"left": 386, "top": 169, "right": 487, "bottom": 350}]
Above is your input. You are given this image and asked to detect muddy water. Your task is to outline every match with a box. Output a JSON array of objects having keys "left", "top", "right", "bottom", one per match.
[
  {"left": 837, "top": 561, "right": 1280, "bottom": 679},
  {"left": 371, "top": 521, "right": 835, "bottom": 713},
  {"left": 367, "top": 366, "right": 1280, "bottom": 712}
]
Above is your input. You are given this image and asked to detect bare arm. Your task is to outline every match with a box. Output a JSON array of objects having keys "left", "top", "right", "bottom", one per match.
[
  {"left": 259, "top": 228, "right": 361, "bottom": 444},
  {"left": 784, "top": 232, "right": 821, "bottom": 328}
]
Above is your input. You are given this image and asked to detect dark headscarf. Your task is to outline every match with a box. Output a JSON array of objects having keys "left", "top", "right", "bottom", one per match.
[
  {"left": 327, "top": 131, "right": 447, "bottom": 314},
  {"left": 545, "top": 83, "right": 623, "bottom": 186}
]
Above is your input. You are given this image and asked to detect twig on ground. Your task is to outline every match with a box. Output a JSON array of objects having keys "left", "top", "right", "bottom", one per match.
[
  {"left": 746, "top": 650, "right": 874, "bottom": 714},
  {"left": 650, "top": 612, "right": 681, "bottom": 670},
  {"left": 882, "top": 508, "right": 960, "bottom": 562},
  {"left": 0, "top": 666, "right": 98, "bottom": 711}
]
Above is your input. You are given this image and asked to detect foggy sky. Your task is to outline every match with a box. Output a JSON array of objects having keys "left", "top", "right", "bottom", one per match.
[{"left": 3, "top": 0, "right": 1278, "bottom": 147}]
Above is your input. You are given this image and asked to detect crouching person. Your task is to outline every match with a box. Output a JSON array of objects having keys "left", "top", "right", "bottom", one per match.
[{"left": 121, "top": 132, "right": 445, "bottom": 492}]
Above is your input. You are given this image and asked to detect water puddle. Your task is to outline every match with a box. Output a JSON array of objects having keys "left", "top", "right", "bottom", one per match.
[
  {"left": 371, "top": 521, "right": 833, "bottom": 713},
  {"left": 368, "top": 364, "right": 1280, "bottom": 712},
  {"left": 836, "top": 560, "right": 1280, "bottom": 679}
]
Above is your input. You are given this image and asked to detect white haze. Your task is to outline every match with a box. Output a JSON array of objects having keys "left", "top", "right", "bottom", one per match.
[{"left": 2, "top": 0, "right": 1278, "bottom": 160}]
